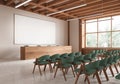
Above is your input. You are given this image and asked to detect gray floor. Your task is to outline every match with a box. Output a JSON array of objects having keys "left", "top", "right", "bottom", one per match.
[{"left": 0, "top": 58, "right": 120, "bottom": 84}]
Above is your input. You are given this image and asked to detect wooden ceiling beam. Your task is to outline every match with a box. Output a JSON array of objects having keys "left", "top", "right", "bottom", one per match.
[
  {"left": 54, "top": 0, "right": 101, "bottom": 10},
  {"left": 67, "top": 0, "right": 118, "bottom": 14},
  {"left": 6, "top": 0, "right": 14, "bottom": 6},
  {"left": 53, "top": 0, "right": 82, "bottom": 10},
  {"left": 25, "top": 5, "right": 33, "bottom": 11},
  {"left": 38, "top": 0, "right": 54, "bottom": 4},
  {"left": 29, "top": 2, "right": 77, "bottom": 18},
  {"left": 84, "top": 10, "right": 120, "bottom": 20},
  {"left": 72, "top": 1, "right": 120, "bottom": 16},
  {"left": 33, "top": 0, "right": 69, "bottom": 12},
  {"left": 76, "top": 6, "right": 120, "bottom": 18},
  {"left": 47, "top": 0, "right": 70, "bottom": 7}
]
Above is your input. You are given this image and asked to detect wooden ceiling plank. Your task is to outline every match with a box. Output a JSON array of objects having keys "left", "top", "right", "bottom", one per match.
[
  {"left": 6, "top": 0, "right": 14, "bottom": 6},
  {"left": 76, "top": 6, "right": 120, "bottom": 18},
  {"left": 38, "top": 0, "right": 53, "bottom": 4},
  {"left": 33, "top": 0, "right": 71, "bottom": 13},
  {"left": 67, "top": 0, "right": 118, "bottom": 14},
  {"left": 84, "top": 10, "right": 120, "bottom": 20},
  {"left": 25, "top": 5, "right": 33, "bottom": 10},
  {"left": 47, "top": 0, "right": 70, "bottom": 7},
  {"left": 72, "top": 1, "right": 120, "bottom": 16},
  {"left": 54, "top": 0, "right": 101, "bottom": 10},
  {"left": 53, "top": 0, "right": 82, "bottom": 10},
  {"left": 29, "top": 2, "right": 77, "bottom": 18}
]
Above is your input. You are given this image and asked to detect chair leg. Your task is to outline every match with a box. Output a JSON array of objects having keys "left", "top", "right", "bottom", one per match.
[
  {"left": 49, "top": 63, "right": 53, "bottom": 73},
  {"left": 38, "top": 65, "right": 42, "bottom": 75},
  {"left": 71, "top": 66, "right": 75, "bottom": 77},
  {"left": 109, "top": 66, "right": 114, "bottom": 77},
  {"left": 114, "top": 64, "right": 119, "bottom": 73},
  {"left": 99, "top": 70, "right": 102, "bottom": 75},
  {"left": 32, "top": 64, "right": 36, "bottom": 73},
  {"left": 75, "top": 68, "right": 82, "bottom": 84},
  {"left": 75, "top": 73, "right": 80, "bottom": 84},
  {"left": 96, "top": 72, "right": 101, "bottom": 84},
  {"left": 53, "top": 63, "right": 56, "bottom": 69},
  {"left": 62, "top": 68, "right": 67, "bottom": 81},
  {"left": 54, "top": 66, "right": 58, "bottom": 78},
  {"left": 65, "top": 68, "right": 69, "bottom": 74},
  {"left": 86, "top": 75, "right": 90, "bottom": 84},
  {"left": 103, "top": 68, "right": 109, "bottom": 81},
  {"left": 118, "top": 62, "right": 120, "bottom": 67},
  {"left": 43, "top": 64, "right": 47, "bottom": 71},
  {"left": 84, "top": 76, "right": 87, "bottom": 82},
  {"left": 93, "top": 73, "right": 96, "bottom": 78}
]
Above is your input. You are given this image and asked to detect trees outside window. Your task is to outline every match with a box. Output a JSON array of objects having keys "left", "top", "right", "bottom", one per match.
[{"left": 85, "top": 15, "right": 120, "bottom": 47}]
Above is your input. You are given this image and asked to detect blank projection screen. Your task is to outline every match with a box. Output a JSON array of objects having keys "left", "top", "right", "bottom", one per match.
[{"left": 14, "top": 14, "right": 56, "bottom": 45}]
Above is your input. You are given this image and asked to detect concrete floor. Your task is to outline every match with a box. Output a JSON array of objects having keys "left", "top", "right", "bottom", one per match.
[{"left": 0, "top": 58, "right": 120, "bottom": 84}]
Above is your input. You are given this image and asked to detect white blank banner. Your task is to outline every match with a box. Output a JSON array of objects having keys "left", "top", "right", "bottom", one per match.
[{"left": 15, "top": 14, "right": 56, "bottom": 45}]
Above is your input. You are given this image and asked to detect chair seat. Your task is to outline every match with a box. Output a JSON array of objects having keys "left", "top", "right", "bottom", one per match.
[
  {"left": 97, "top": 66, "right": 104, "bottom": 70},
  {"left": 83, "top": 60, "right": 91, "bottom": 63},
  {"left": 115, "top": 73, "right": 120, "bottom": 79},
  {"left": 62, "top": 63, "right": 72, "bottom": 68},
  {"left": 86, "top": 69, "right": 96, "bottom": 75},
  {"left": 73, "top": 61, "right": 82, "bottom": 65},
  {"left": 51, "top": 60, "right": 57, "bottom": 63},
  {"left": 74, "top": 68, "right": 96, "bottom": 75},
  {"left": 37, "top": 61, "right": 49, "bottom": 65}
]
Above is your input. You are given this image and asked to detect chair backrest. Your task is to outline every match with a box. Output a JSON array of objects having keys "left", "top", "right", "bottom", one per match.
[
  {"left": 60, "top": 53, "right": 68, "bottom": 58},
  {"left": 74, "top": 55, "right": 84, "bottom": 61},
  {"left": 75, "top": 52, "right": 82, "bottom": 57},
  {"left": 85, "top": 60, "right": 99, "bottom": 70},
  {"left": 84, "top": 54, "right": 92, "bottom": 60},
  {"left": 68, "top": 52, "right": 75, "bottom": 57},
  {"left": 107, "top": 56, "right": 113, "bottom": 64},
  {"left": 50, "top": 54, "right": 60, "bottom": 62},
  {"left": 61, "top": 54, "right": 74, "bottom": 64},
  {"left": 37, "top": 55, "right": 50, "bottom": 62},
  {"left": 99, "top": 57, "right": 108, "bottom": 67}
]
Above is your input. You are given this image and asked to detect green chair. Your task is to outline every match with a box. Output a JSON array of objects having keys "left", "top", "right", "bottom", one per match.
[
  {"left": 97, "top": 58, "right": 109, "bottom": 81},
  {"left": 50, "top": 54, "right": 60, "bottom": 69},
  {"left": 106, "top": 56, "right": 115, "bottom": 77},
  {"left": 60, "top": 53, "right": 68, "bottom": 59},
  {"left": 54, "top": 55, "right": 75, "bottom": 81},
  {"left": 75, "top": 52, "right": 82, "bottom": 57},
  {"left": 115, "top": 73, "right": 120, "bottom": 79},
  {"left": 83, "top": 54, "right": 92, "bottom": 63},
  {"left": 112, "top": 55, "right": 119, "bottom": 73},
  {"left": 73, "top": 56, "right": 83, "bottom": 66},
  {"left": 74, "top": 60, "right": 101, "bottom": 84},
  {"left": 32, "top": 55, "right": 52, "bottom": 75}
]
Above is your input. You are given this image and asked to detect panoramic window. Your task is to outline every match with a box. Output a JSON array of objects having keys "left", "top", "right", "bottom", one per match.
[{"left": 85, "top": 15, "right": 120, "bottom": 47}]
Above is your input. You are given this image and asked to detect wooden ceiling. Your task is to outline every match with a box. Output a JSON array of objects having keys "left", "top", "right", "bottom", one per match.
[{"left": 0, "top": 0, "right": 120, "bottom": 20}]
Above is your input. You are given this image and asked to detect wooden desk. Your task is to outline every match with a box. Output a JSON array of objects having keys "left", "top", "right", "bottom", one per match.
[{"left": 20, "top": 46, "right": 72, "bottom": 60}]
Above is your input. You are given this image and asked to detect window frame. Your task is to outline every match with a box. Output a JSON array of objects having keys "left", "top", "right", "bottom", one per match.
[{"left": 84, "top": 15, "right": 120, "bottom": 48}]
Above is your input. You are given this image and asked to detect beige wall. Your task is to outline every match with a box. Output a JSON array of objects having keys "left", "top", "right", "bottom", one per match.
[
  {"left": 0, "top": 5, "right": 68, "bottom": 60},
  {"left": 69, "top": 20, "right": 79, "bottom": 52}
]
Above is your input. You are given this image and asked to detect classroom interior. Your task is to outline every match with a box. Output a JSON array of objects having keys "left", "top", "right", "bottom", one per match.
[{"left": 0, "top": 0, "right": 120, "bottom": 84}]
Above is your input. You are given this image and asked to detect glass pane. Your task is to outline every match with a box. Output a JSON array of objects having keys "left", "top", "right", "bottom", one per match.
[
  {"left": 98, "top": 20, "right": 111, "bottom": 31},
  {"left": 112, "top": 15, "right": 120, "bottom": 30},
  {"left": 112, "top": 32, "right": 120, "bottom": 47},
  {"left": 86, "top": 34, "right": 97, "bottom": 47},
  {"left": 98, "top": 32, "right": 111, "bottom": 47},
  {"left": 86, "top": 22, "right": 97, "bottom": 33}
]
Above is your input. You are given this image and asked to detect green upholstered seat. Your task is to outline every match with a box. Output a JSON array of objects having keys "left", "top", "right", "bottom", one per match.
[
  {"left": 115, "top": 73, "right": 120, "bottom": 79},
  {"left": 50, "top": 54, "right": 60, "bottom": 63}
]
